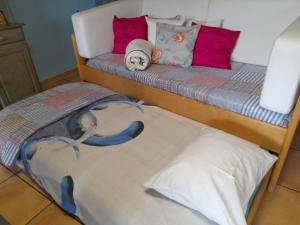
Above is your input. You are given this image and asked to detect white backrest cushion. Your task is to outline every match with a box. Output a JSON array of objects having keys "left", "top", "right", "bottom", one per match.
[
  {"left": 142, "top": 0, "right": 209, "bottom": 20},
  {"left": 146, "top": 16, "right": 185, "bottom": 46},
  {"left": 72, "top": 0, "right": 143, "bottom": 59},
  {"left": 73, "top": 0, "right": 300, "bottom": 65},
  {"left": 260, "top": 17, "right": 300, "bottom": 114},
  {"left": 207, "top": 0, "right": 300, "bottom": 65}
]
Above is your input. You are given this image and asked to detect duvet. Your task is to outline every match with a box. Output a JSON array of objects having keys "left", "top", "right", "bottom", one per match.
[{"left": 15, "top": 83, "right": 220, "bottom": 225}]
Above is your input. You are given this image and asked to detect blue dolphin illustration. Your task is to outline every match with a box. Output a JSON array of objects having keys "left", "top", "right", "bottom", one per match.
[{"left": 60, "top": 176, "right": 76, "bottom": 214}]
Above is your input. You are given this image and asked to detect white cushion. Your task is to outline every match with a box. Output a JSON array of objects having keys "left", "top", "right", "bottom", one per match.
[
  {"left": 146, "top": 15, "right": 185, "bottom": 46},
  {"left": 260, "top": 16, "right": 300, "bottom": 114},
  {"left": 185, "top": 18, "right": 223, "bottom": 27},
  {"left": 145, "top": 131, "right": 277, "bottom": 225}
]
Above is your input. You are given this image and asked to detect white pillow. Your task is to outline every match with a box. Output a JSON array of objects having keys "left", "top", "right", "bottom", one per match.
[
  {"left": 144, "top": 131, "right": 277, "bottom": 225},
  {"left": 185, "top": 18, "right": 224, "bottom": 27},
  {"left": 146, "top": 15, "right": 185, "bottom": 46}
]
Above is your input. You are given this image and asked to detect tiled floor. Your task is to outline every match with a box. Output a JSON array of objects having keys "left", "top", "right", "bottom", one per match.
[
  {"left": 1, "top": 78, "right": 300, "bottom": 225},
  {"left": 0, "top": 164, "right": 81, "bottom": 225},
  {"left": 253, "top": 149, "right": 300, "bottom": 225}
]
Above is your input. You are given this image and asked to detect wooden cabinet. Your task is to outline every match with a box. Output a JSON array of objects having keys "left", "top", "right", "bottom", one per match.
[{"left": 0, "top": 24, "right": 40, "bottom": 109}]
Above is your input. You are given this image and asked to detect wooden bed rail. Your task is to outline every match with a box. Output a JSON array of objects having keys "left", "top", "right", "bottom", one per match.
[{"left": 71, "top": 34, "right": 300, "bottom": 192}]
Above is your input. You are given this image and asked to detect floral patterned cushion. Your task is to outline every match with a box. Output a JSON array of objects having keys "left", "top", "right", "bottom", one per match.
[{"left": 152, "top": 23, "right": 200, "bottom": 68}]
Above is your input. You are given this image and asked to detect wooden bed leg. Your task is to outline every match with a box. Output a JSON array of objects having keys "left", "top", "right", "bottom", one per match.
[
  {"left": 268, "top": 97, "right": 300, "bottom": 192},
  {"left": 71, "top": 34, "right": 87, "bottom": 80},
  {"left": 268, "top": 146, "right": 291, "bottom": 192}
]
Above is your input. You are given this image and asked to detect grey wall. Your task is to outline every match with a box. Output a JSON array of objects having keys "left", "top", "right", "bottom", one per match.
[{"left": 9, "top": 0, "right": 96, "bottom": 81}]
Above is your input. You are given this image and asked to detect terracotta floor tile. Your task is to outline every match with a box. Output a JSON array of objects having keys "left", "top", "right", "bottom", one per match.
[
  {"left": 279, "top": 149, "right": 300, "bottom": 192},
  {"left": 27, "top": 204, "right": 82, "bottom": 225},
  {"left": 0, "top": 164, "right": 13, "bottom": 183},
  {"left": 0, "top": 176, "right": 51, "bottom": 225},
  {"left": 17, "top": 171, "right": 52, "bottom": 200},
  {"left": 253, "top": 186, "right": 300, "bottom": 225}
]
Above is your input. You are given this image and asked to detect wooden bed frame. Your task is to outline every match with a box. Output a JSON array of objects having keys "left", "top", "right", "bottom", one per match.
[{"left": 71, "top": 35, "right": 300, "bottom": 195}]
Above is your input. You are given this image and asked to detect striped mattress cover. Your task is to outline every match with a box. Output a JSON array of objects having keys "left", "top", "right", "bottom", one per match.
[{"left": 87, "top": 53, "right": 291, "bottom": 128}]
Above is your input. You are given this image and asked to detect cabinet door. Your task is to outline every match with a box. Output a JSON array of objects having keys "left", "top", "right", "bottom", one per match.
[{"left": 0, "top": 41, "right": 40, "bottom": 105}]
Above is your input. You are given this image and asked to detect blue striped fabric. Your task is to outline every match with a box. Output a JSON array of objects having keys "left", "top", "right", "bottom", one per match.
[{"left": 87, "top": 53, "right": 291, "bottom": 128}]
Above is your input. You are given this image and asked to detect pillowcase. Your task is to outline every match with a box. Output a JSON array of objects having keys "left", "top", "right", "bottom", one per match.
[
  {"left": 185, "top": 18, "right": 224, "bottom": 27},
  {"left": 145, "top": 131, "right": 277, "bottom": 225},
  {"left": 152, "top": 23, "right": 200, "bottom": 68},
  {"left": 146, "top": 15, "right": 185, "bottom": 46},
  {"left": 193, "top": 25, "right": 241, "bottom": 69},
  {"left": 113, "top": 15, "right": 148, "bottom": 54}
]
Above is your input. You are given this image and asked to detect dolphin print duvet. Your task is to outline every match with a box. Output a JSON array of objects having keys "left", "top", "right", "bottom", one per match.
[
  {"left": 16, "top": 84, "right": 220, "bottom": 225},
  {"left": 11, "top": 87, "right": 220, "bottom": 225}
]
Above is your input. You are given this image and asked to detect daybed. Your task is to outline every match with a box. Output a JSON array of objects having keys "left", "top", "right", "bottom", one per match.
[
  {"left": 0, "top": 2, "right": 298, "bottom": 225},
  {"left": 71, "top": 0, "right": 300, "bottom": 192}
]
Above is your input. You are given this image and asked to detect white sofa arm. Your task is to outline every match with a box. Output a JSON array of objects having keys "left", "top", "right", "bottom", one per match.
[
  {"left": 260, "top": 17, "right": 300, "bottom": 114},
  {"left": 72, "top": 0, "right": 143, "bottom": 59}
]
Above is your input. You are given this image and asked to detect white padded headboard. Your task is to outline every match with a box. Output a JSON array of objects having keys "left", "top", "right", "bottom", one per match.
[
  {"left": 207, "top": 0, "right": 300, "bottom": 66},
  {"left": 142, "top": 0, "right": 209, "bottom": 20}
]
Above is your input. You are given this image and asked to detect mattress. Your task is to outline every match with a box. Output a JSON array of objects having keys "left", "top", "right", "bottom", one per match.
[
  {"left": 19, "top": 88, "right": 265, "bottom": 225},
  {"left": 22, "top": 97, "right": 219, "bottom": 225},
  {"left": 87, "top": 53, "right": 291, "bottom": 127}
]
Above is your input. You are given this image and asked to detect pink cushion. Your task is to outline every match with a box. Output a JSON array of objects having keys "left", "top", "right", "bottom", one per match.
[
  {"left": 192, "top": 25, "right": 240, "bottom": 70},
  {"left": 113, "top": 16, "right": 148, "bottom": 54}
]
